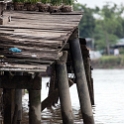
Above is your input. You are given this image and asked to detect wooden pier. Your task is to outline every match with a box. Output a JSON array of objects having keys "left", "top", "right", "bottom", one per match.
[{"left": 0, "top": 10, "right": 95, "bottom": 124}]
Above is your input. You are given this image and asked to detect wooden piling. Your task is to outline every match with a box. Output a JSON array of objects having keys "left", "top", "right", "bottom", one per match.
[
  {"left": 47, "top": 64, "right": 58, "bottom": 108},
  {"left": 69, "top": 38, "right": 95, "bottom": 124},
  {"left": 84, "top": 57, "right": 95, "bottom": 105},
  {"left": 3, "top": 89, "right": 14, "bottom": 124},
  {"left": 3, "top": 72, "right": 15, "bottom": 124},
  {"left": 12, "top": 104, "right": 18, "bottom": 124},
  {"left": 80, "top": 39, "right": 95, "bottom": 105},
  {"left": 15, "top": 72, "right": 23, "bottom": 124},
  {"left": 41, "top": 79, "right": 74, "bottom": 111},
  {"left": 56, "top": 51, "right": 74, "bottom": 124},
  {"left": 15, "top": 89, "right": 22, "bottom": 124},
  {"left": 29, "top": 74, "right": 41, "bottom": 124}
]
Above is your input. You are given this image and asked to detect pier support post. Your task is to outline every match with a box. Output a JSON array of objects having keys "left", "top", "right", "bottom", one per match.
[
  {"left": 80, "top": 39, "right": 95, "bottom": 105},
  {"left": 15, "top": 72, "right": 23, "bottom": 124},
  {"left": 41, "top": 79, "right": 74, "bottom": 111},
  {"left": 29, "top": 74, "right": 41, "bottom": 124},
  {"left": 47, "top": 64, "right": 58, "bottom": 108},
  {"left": 69, "top": 38, "right": 94, "bottom": 124},
  {"left": 84, "top": 57, "right": 94, "bottom": 105},
  {"left": 3, "top": 72, "right": 15, "bottom": 124},
  {"left": 56, "top": 51, "right": 74, "bottom": 124},
  {"left": 3, "top": 89, "right": 14, "bottom": 124},
  {"left": 15, "top": 89, "right": 22, "bottom": 124}
]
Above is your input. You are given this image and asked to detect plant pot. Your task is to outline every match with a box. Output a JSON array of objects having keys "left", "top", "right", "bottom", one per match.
[
  {"left": 49, "top": 5, "right": 60, "bottom": 13},
  {"left": 61, "top": 5, "right": 73, "bottom": 12},
  {"left": 26, "top": 3, "right": 37, "bottom": 11},
  {"left": 38, "top": 3, "right": 49, "bottom": 12},
  {"left": 14, "top": 2, "right": 24, "bottom": 11}
]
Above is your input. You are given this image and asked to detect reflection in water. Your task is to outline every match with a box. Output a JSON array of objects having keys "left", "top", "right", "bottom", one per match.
[
  {"left": 22, "top": 82, "right": 83, "bottom": 124},
  {"left": 22, "top": 96, "right": 83, "bottom": 124},
  {"left": 22, "top": 69, "right": 124, "bottom": 124}
]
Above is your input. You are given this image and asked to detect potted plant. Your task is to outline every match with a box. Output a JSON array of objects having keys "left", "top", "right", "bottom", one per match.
[
  {"left": 49, "top": 0, "right": 62, "bottom": 13},
  {"left": 25, "top": 0, "right": 40, "bottom": 11},
  {"left": 13, "top": 0, "right": 25, "bottom": 10},
  {"left": 38, "top": 0, "right": 50, "bottom": 12},
  {"left": 61, "top": 0, "right": 74, "bottom": 12}
]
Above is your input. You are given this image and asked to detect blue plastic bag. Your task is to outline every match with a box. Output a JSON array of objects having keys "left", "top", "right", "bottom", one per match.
[{"left": 9, "top": 48, "right": 22, "bottom": 53}]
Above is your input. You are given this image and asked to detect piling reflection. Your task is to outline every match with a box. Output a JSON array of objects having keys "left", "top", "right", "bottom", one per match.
[{"left": 22, "top": 99, "right": 84, "bottom": 124}]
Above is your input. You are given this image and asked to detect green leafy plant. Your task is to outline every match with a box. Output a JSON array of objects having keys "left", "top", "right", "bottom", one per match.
[
  {"left": 63, "top": 0, "right": 75, "bottom": 5},
  {"left": 13, "top": 0, "right": 25, "bottom": 3},
  {"left": 43, "top": 0, "right": 76, "bottom": 6},
  {"left": 50, "top": 0, "right": 62, "bottom": 5},
  {"left": 41, "top": 0, "right": 50, "bottom": 4},
  {"left": 25, "top": 0, "right": 40, "bottom": 4}
]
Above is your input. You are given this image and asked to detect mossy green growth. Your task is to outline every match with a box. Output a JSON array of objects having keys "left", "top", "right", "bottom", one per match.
[
  {"left": 99, "top": 55, "right": 124, "bottom": 65},
  {"left": 92, "top": 55, "right": 124, "bottom": 69}
]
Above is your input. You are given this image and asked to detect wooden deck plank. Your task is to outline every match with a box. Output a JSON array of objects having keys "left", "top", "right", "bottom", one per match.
[
  {"left": 0, "top": 39, "right": 63, "bottom": 49},
  {"left": 1, "top": 51, "right": 60, "bottom": 60},
  {"left": 0, "top": 43, "right": 59, "bottom": 52},
  {"left": 0, "top": 11, "right": 82, "bottom": 72},
  {"left": 4, "top": 58, "right": 53, "bottom": 64},
  {"left": 0, "top": 25, "right": 74, "bottom": 31}
]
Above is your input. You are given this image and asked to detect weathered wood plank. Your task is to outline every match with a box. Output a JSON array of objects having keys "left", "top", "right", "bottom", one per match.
[
  {"left": 0, "top": 43, "right": 59, "bottom": 52},
  {"left": 0, "top": 31, "right": 70, "bottom": 40},
  {"left": 0, "top": 25, "right": 74, "bottom": 31},
  {"left": 11, "top": 17, "right": 80, "bottom": 23},
  {"left": 0, "top": 63, "right": 47, "bottom": 70},
  {"left": 0, "top": 11, "right": 82, "bottom": 72},
  {"left": 0, "top": 68, "right": 46, "bottom": 72},
  {"left": 4, "top": 58, "right": 53, "bottom": 64},
  {"left": 1, "top": 51, "right": 59, "bottom": 60},
  {"left": 0, "top": 36, "right": 63, "bottom": 47}
]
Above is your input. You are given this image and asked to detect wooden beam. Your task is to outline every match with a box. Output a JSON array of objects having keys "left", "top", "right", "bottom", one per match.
[
  {"left": 41, "top": 79, "right": 74, "bottom": 111},
  {"left": 0, "top": 75, "right": 41, "bottom": 89}
]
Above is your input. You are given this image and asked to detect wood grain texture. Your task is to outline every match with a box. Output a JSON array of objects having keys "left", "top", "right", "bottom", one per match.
[{"left": 0, "top": 11, "right": 82, "bottom": 72}]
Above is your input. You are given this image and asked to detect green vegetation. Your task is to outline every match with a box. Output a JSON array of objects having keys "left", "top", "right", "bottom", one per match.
[
  {"left": 50, "top": 0, "right": 62, "bottom": 5},
  {"left": 12, "top": 0, "right": 75, "bottom": 5},
  {"left": 73, "top": 3, "right": 95, "bottom": 38},
  {"left": 50, "top": 0, "right": 75, "bottom": 5},
  {"left": 13, "top": 0, "right": 25, "bottom": 3},
  {"left": 91, "top": 55, "right": 124, "bottom": 69},
  {"left": 26, "top": 0, "right": 40, "bottom": 3},
  {"left": 74, "top": 2, "right": 124, "bottom": 55},
  {"left": 63, "top": 0, "right": 74, "bottom": 5},
  {"left": 39, "top": 0, "right": 75, "bottom": 5},
  {"left": 41, "top": 0, "right": 50, "bottom": 4}
]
